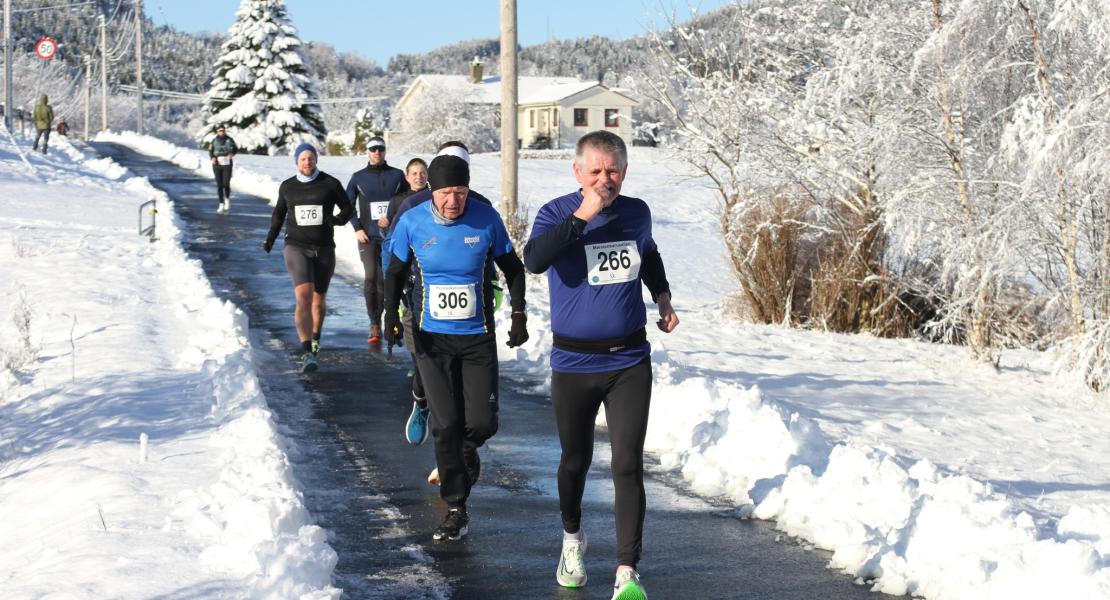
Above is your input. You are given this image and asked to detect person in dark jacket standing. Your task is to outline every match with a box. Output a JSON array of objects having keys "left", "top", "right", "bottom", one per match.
[
  {"left": 263, "top": 143, "right": 353, "bottom": 373},
  {"left": 523, "top": 130, "right": 678, "bottom": 600},
  {"left": 32, "top": 94, "right": 53, "bottom": 154},
  {"left": 346, "top": 136, "right": 405, "bottom": 344},
  {"left": 209, "top": 125, "right": 238, "bottom": 213}
]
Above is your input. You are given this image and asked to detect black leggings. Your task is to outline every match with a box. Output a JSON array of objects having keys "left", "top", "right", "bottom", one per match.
[
  {"left": 552, "top": 358, "right": 652, "bottom": 568},
  {"left": 213, "top": 165, "right": 232, "bottom": 201},
  {"left": 358, "top": 238, "right": 384, "bottom": 326},
  {"left": 414, "top": 331, "right": 499, "bottom": 508}
]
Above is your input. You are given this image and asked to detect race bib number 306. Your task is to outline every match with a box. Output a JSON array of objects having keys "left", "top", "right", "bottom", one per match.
[
  {"left": 295, "top": 204, "right": 324, "bottom": 226},
  {"left": 429, "top": 283, "right": 477, "bottom": 320},
  {"left": 585, "top": 241, "right": 641, "bottom": 285}
]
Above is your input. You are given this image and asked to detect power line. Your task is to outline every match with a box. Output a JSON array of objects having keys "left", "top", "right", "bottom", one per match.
[
  {"left": 117, "top": 84, "right": 388, "bottom": 105},
  {"left": 12, "top": 1, "right": 97, "bottom": 13}
]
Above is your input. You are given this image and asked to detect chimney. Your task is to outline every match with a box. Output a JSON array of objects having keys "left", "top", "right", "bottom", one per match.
[{"left": 470, "top": 56, "right": 483, "bottom": 83}]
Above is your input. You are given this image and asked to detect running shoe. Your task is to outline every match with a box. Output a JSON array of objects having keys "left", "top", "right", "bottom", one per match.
[
  {"left": 611, "top": 569, "right": 647, "bottom": 600},
  {"left": 300, "top": 352, "right": 318, "bottom": 373},
  {"left": 405, "top": 401, "right": 430, "bottom": 445},
  {"left": 368, "top": 324, "right": 382, "bottom": 344},
  {"left": 310, "top": 340, "right": 320, "bottom": 355},
  {"left": 427, "top": 467, "right": 440, "bottom": 486},
  {"left": 432, "top": 507, "right": 469, "bottom": 541},
  {"left": 556, "top": 532, "right": 588, "bottom": 588},
  {"left": 463, "top": 444, "right": 480, "bottom": 485}
]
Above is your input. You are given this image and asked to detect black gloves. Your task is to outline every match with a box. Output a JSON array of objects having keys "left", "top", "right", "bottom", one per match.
[
  {"left": 384, "top": 310, "right": 404, "bottom": 347},
  {"left": 507, "top": 311, "right": 529, "bottom": 348},
  {"left": 262, "top": 239, "right": 274, "bottom": 253}
]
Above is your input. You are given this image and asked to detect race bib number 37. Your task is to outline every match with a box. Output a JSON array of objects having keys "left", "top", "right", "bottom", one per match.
[
  {"left": 369, "top": 201, "right": 389, "bottom": 220},
  {"left": 586, "top": 241, "right": 641, "bottom": 285},
  {"left": 429, "top": 283, "right": 477, "bottom": 320},
  {"left": 295, "top": 204, "right": 324, "bottom": 226}
]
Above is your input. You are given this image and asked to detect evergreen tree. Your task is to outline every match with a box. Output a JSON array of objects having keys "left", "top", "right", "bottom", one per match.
[{"left": 197, "top": 0, "right": 326, "bottom": 155}]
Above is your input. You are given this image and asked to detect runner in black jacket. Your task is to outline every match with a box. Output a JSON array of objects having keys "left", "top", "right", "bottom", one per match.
[{"left": 263, "top": 143, "right": 353, "bottom": 372}]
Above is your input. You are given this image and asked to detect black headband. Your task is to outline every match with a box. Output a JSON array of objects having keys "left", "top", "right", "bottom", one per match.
[{"left": 428, "top": 155, "right": 470, "bottom": 191}]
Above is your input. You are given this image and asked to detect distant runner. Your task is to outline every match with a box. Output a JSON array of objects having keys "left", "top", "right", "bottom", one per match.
[
  {"left": 383, "top": 154, "right": 529, "bottom": 541},
  {"left": 346, "top": 136, "right": 405, "bottom": 345},
  {"left": 209, "top": 125, "right": 238, "bottom": 213},
  {"left": 263, "top": 143, "right": 353, "bottom": 372},
  {"left": 523, "top": 130, "right": 678, "bottom": 600}
]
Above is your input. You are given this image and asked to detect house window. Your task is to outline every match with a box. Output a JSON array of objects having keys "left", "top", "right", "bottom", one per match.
[
  {"left": 529, "top": 109, "right": 535, "bottom": 128},
  {"left": 574, "top": 108, "right": 588, "bottom": 127},
  {"left": 605, "top": 109, "right": 619, "bottom": 128}
]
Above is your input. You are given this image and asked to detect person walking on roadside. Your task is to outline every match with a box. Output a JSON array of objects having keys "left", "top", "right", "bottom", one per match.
[
  {"left": 346, "top": 136, "right": 405, "bottom": 346},
  {"left": 31, "top": 94, "right": 53, "bottom": 154},
  {"left": 382, "top": 154, "right": 529, "bottom": 541},
  {"left": 209, "top": 125, "right": 238, "bottom": 214},
  {"left": 263, "top": 143, "right": 353, "bottom": 373},
  {"left": 523, "top": 130, "right": 679, "bottom": 600}
]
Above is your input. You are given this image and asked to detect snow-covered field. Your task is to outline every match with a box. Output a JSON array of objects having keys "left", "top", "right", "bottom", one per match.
[
  {"left": 0, "top": 132, "right": 338, "bottom": 599},
  {"left": 4, "top": 129, "right": 1110, "bottom": 599}
]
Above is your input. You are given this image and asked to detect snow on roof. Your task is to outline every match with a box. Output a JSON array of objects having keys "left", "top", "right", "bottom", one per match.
[{"left": 413, "top": 74, "right": 625, "bottom": 105}]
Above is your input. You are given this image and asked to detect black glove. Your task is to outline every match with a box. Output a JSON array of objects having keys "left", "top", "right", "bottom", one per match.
[
  {"left": 262, "top": 239, "right": 274, "bottom": 253},
  {"left": 384, "top": 310, "right": 404, "bottom": 347},
  {"left": 506, "top": 311, "right": 529, "bottom": 348}
]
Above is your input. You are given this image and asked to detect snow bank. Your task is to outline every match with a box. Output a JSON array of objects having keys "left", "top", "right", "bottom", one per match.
[{"left": 0, "top": 132, "right": 337, "bottom": 599}]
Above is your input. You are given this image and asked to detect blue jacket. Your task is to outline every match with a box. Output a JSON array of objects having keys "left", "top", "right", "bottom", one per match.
[{"left": 345, "top": 162, "right": 405, "bottom": 239}]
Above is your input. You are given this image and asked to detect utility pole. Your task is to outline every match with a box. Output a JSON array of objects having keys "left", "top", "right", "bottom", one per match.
[
  {"left": 3, "top": 0, "right": 12, "bottom": 132},
  {"left": 84, "top": 55, "right": 91, "bottom": 139},
  {"left": 499, "top": 0, "right": 519, "bottom": 220},
  {"left": 135, "top": 0, "right": 142, "bottom": 134},
  {"left": 99, "top": 15, "right": 108, "bottom": 132}
]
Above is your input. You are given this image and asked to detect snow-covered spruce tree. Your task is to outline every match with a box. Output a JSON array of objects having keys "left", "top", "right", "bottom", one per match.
[{"left": 198, "top": 0, "right": 325, "bottom": 155}]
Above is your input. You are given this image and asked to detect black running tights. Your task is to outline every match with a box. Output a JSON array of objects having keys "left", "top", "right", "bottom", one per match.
[{"left": 551, "top": 358, "right": 651, "bottom": 569}]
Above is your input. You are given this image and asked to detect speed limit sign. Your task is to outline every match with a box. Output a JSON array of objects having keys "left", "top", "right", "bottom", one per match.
[{"left": 35, "top": 38, "right": 58, "bottom": 60}]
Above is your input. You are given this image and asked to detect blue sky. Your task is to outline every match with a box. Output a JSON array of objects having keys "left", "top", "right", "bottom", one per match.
[{"left": 144, "top": 1, "right": 731, "bottom": 68}]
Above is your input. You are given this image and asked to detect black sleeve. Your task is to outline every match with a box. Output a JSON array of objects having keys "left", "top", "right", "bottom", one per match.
[
  {"left": 494, "top": 251, "right": 527, "bottom": 313},
  {"left": 383, "top": 253, "right": 411, "bottom": 316},
  {"left": 266, "top": 192, "right": 287, "bottom": 247},
  {"left": 331, "top": 179, "right": 354, "bottom": 226},
  {"left": 640, "top": 248, "right": 671, "bottom": 303},
  {"left": 522, "top": 215, "right": 587, "bottom": 274}
]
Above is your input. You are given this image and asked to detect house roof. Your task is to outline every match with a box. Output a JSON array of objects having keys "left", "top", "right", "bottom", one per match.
[{"left": 407, "top": 75, "right": 637, "bottom": 106}]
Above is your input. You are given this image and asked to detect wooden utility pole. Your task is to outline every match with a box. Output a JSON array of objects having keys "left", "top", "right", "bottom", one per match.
[
  {"left": 99, "top": 15, "right": 108, "bottom": 132},
  {"left": 3, "top": 0, "right": 12, "bottom": 132},
  {"left": 135, "top": 0, "right": 143, "bottom": 134},
  {"left": 84, "top": 55, "right": 91, "bottom": 138},
  {"left": 499, "top": 0, "right": 518, "bottom": 219}
]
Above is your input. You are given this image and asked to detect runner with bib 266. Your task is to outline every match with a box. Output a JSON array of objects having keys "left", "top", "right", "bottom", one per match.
[
  {"left": 263, "top": 143, "right": 353, "bottom": 373},
  {"left": 523, "top": 130, "right": 678, "bottom": 600},
  {"left": 383, "top": 154, "right": 529, "bottom": 541}
]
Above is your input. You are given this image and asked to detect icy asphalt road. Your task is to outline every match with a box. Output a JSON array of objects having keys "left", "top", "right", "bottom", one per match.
[{"left": 92, "top": 142, "right": 879, "bottom": 600}]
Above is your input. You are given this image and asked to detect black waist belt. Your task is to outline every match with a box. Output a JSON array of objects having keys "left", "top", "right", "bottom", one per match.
[{"left": 552, "top": 328, "right": 647, "bottom": 354}]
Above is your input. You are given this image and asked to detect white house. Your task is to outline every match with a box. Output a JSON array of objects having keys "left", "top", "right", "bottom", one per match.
[{"left": 390, "top": 64, "right": 639, "bottom": 150}]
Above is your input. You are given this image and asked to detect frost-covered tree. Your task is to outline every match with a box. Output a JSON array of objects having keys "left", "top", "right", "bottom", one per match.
[
  {"left": 198, "top": 0, "right": 325, "bottom": 155},
  {"left": 392, "top": 92, "right": 498, "bottom": 154}
]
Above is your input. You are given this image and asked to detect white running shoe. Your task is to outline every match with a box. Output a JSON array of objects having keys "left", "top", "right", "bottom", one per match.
[
  {"left": 427, "top": 467, "right": 440, "bottom": 486},
  {"left": 556, "top": 531, "right": 587, "bottom": 588},
  {"left": 611, "top": 568, "right": 647, "bottom": 600}
]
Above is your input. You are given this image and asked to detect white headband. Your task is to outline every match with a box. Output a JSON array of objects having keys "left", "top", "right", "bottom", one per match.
[{"left": 437, "top": 145, "right": 470, "bottom": 164}]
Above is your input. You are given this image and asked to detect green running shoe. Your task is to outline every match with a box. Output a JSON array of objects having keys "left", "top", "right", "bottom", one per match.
[
  {"left": 301, "top": 352, "right": 318, "bottom": 373},
  {"left": 611, "top": 569, "right": 646, "bottom": 600}
]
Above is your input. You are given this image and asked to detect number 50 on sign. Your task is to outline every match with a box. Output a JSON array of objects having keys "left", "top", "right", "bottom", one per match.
[{"left": 35, "top": 38, "right": 58, "bottom": 60}]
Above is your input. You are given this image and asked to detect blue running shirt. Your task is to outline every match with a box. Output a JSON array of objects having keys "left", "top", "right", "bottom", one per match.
[
  {"left": 529, "top": 192, "right": 657, "bottom": 373},
  {"left": 390, "top": 200, "right": 514, "bottom": 335}
]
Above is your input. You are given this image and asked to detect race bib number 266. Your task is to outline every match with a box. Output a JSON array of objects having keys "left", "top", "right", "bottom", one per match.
[
  {"left": 585, "top": 241, "right": 641, "bottom": 285},
  {"left": 295, "top": 204, "right": 324, "bottom": 226}
]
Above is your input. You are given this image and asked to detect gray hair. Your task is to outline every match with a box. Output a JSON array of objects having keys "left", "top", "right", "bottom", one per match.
[{"left": 575, "top": 130, "right": 627, "bottom": 168}]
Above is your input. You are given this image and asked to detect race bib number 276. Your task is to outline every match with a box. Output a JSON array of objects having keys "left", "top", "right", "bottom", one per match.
[
  {"left": 295, "top": 204, "right": 324, "bottom": 226},
  {"left": 585, "top": 241, "right": 641, "bottom": 285}
]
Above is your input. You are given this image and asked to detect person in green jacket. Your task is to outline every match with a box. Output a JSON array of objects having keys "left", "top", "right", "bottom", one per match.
[{"left": 32, "top": 94, "right": 54, "bottom": 154}]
